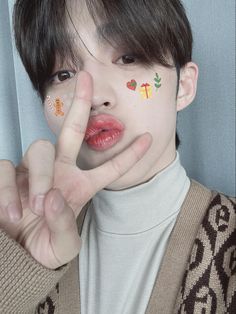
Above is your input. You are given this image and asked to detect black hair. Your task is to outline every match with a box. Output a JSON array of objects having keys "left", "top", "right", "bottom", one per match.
[{"left": 13, "top": 0, "right": 193, "bottom": 148}]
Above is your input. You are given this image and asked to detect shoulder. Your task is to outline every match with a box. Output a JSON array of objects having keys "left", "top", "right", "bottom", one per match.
[
  {"left": 188, "top": 179, "right": 235, "bottom": 224},
  {"left": 207, "top": 186, "right": 235, "bottom": 210},
  {"left": 201, "top": 188, "right": 235, "bottom": 257},
  {"left": 175, "top": 181, "right": 236, "bottom": 313},
  {"left": 193, "top": 180, "right": 236, "bottom": 232},
  {"left": 189, "top": 180, "right": 235, "bottom": 257}
]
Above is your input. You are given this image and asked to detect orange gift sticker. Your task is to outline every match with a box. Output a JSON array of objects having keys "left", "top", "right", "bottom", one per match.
[
  {"left": 54, "top": 98, "right": 65, "bottom": 116},
  {"left": 139, "top": 83, "right": 153, "bottom": 99}
]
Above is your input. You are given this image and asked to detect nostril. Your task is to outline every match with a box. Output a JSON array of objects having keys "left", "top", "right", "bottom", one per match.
[{"left": 91, "top": 102, "right": 114, "bottom": 111}]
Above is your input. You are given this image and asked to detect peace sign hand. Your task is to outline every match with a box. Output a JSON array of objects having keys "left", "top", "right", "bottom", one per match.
[{"left": 0, "top": 72, "right": 152, "bottom": 269}]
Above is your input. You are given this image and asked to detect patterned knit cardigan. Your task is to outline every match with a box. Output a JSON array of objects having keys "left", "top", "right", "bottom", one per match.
[
  {"left": 175, "top": 192, "right": 236, "bottom": 313},
  {"left": 0, "top": 180, "right": 235, "bottom": 313}
]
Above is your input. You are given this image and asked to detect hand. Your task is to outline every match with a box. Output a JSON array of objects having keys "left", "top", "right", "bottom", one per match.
[{"left": 0, "top": 71, "right": 152, "bottom": 269}]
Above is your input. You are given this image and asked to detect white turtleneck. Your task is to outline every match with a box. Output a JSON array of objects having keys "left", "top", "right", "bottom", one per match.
[{"left": 79, "top": 152, "right": 190, "bottom": 314}]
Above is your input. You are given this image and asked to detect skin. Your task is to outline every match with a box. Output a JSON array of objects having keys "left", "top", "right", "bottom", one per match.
[
  {"left": 45, "top": 2, "right": 198, "bottom": 190},
  {"left": 0, "top": 72, "right": 151, "bottom": 269},
  {"left": 0, "top": 2, "right": 198, "bottom": 269}
]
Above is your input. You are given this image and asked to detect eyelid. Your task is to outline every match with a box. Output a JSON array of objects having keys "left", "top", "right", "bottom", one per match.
[
  {"left": 114, "top": 53, "right": 139, "bottom": 66},
  {"left": 49, "top": 69, "right": 77, "bottom": 84}
]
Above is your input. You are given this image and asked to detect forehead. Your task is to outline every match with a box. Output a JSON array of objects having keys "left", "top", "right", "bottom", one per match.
[
  {"left": 66, "top": 1, "right": 101, "bottom": 45},
  {"left": 66, "top": 0, "right": 119, "bottom": 51}
]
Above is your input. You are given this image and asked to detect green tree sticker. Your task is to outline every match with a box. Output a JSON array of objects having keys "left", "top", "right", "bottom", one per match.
[{"left": 154, "top": 73, "right": 162, "bottom": 91}]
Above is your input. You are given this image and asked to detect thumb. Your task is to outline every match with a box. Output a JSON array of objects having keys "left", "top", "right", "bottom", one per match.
[{"left": 44, "top": 188, "right": 82, "bottom": 267}]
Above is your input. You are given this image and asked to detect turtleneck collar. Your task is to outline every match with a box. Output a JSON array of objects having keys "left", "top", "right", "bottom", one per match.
[{"left": 91, "top": 152, "right": 190, "bottom": 235}]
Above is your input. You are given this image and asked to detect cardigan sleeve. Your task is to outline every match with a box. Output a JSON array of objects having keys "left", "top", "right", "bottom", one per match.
[{"left": 0, "top": 228, "right": 70, "bottom": 314}]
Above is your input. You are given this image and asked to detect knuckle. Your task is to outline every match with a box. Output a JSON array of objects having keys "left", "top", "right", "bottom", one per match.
[
  {"left": 66, "top": 122, "right": 86, "bottom": 135},
  {"left": 56, "top": 153, "right": 73, "bottom": 165},
  {"left": 0, "top": 161, "right": 16, "bottom": 188},
  {"left": 110, "top": 157, "right": 123, "bottom": 177},
  {"left": 73, "top": 93, "right": 91, "bottom": 105},
  {"left": 130, "top": 144, "right": 142, "bottom": 161},
  {"left": 0, "top": 185, "right": 17, "bottom": 207},
  {"left": 60, "top": 208, "right": 75, "bottom": 231}
]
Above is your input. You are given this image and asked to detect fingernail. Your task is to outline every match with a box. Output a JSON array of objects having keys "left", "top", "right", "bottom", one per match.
[
  {"left": 33, "top": 194, "right": 45, "bottom": 216},
  {"left": 6, "top": 203, "right": 21, "bottom": 223}
]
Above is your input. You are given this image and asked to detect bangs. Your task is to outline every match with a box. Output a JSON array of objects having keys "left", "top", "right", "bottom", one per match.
[
  {"left": 84, "top": 0, "right": 192, "bottom": 68},
  {"left": 14, "top": 0, "right": 192, "bottom": 100},
  {"left": 84, "top": 0, "right": 172, "bottom": 67},
  {"left": 14, "top": 0, "right": 76, "bottom": 99}
]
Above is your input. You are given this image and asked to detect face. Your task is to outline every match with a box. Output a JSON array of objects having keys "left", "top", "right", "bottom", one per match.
[{"left": 44, "top": 2, "right": 182, "bottom": 190}]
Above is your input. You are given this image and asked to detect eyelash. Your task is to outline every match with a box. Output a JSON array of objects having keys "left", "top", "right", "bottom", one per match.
[
  {"left": 115, "top": 54, "right": 138, "bottom": 65},
  {"left": 49, "top": 70, "right": 76, "bottom": 84},
  {"left": 49, "top": 54, "right": 138, "bottom": 84}
]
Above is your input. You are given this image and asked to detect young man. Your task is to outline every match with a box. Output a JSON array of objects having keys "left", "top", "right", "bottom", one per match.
[{"left": 0, "top": 0, "right": 235, "bottom": 313}]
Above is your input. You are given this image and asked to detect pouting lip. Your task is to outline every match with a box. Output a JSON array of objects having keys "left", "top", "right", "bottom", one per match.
[{"left": 85, "top": 114, "right": 125, "bottom": 141}]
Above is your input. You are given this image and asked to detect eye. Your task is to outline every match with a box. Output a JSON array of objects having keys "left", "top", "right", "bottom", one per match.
[
  {"left": 50, "top": 70, "right": 76, "bottom": 84},
  {"left": 116, "top": 55, "right": 137, "bottom": 65}
]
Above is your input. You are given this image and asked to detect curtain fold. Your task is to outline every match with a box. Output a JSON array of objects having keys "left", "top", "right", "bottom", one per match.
[
  {"left": 0, "top": 0, "right": 22, "bottom": 163},
  {"left": 0, "top": 0, "right": 56, "bottom": 165}
]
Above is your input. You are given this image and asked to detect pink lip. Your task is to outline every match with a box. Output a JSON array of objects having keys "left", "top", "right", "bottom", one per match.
[{"left": 85, "top": 114, "right": 125, "bottom": 151}]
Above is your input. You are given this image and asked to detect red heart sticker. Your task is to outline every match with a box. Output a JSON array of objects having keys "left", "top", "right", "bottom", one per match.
[{"left": 127, "top": 79, "right": 137, "bottom": 91}]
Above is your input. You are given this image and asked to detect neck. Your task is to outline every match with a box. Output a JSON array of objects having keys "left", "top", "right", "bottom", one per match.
[{"left": 91, "top": 152, "right": 190, "bottom": 234}]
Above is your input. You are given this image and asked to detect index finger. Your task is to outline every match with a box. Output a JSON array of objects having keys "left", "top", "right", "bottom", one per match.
[{"left": 56, "top": 71, "right": 93, "bottom": 164}]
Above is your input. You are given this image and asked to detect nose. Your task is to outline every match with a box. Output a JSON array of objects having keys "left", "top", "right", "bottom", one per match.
[
  {"left": 84, "top": 63, "right": 116, "bottom": 112},
  {"left": 91, "top": 97, "right": 115, "bottom": 112}
]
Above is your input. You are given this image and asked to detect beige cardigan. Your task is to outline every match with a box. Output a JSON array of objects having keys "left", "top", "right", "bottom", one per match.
[{"left": 0, "top": 180, "right": 235, "bottom": 314}]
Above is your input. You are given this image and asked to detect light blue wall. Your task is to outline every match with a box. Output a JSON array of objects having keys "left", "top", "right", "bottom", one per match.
[
  {"left": 0, "top": 0, "right": 235, "bottom": 196},
  {"left": 179, "top": 0, "right": 235, "bottom": 195}
]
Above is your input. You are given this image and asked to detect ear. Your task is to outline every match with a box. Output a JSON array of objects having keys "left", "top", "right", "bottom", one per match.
[{"left": 176, "top": 62, "right": 198, "bottom": 112}]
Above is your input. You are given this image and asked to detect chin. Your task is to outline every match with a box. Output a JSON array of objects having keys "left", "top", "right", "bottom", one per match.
[
  {"left": 77, "top": 151, "right": 144, "bottom": 190},
  {"left": 77, "top": 151, "right": 112, "bottom": 170},
  {"left": 77, "top": 141, "right": 129, "bottom": 170}
]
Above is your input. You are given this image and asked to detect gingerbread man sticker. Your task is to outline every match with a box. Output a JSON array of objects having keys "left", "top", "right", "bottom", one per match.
[{"left": 53, "top": 98, "right": 65, "bottom": 116}]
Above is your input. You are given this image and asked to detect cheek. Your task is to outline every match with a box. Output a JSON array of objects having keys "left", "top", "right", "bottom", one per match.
[
  {"left": 123, "top": 73, "right": 174, "bottom": 116},
  {"left": 123, "top": 75, "right": 176, "bottom": 138},
  {"left": 125, "top": 73, "right": 162, "bottom": 100},
  {"left": 43, "top": 94, "right": 72, "bottom": 135}
]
